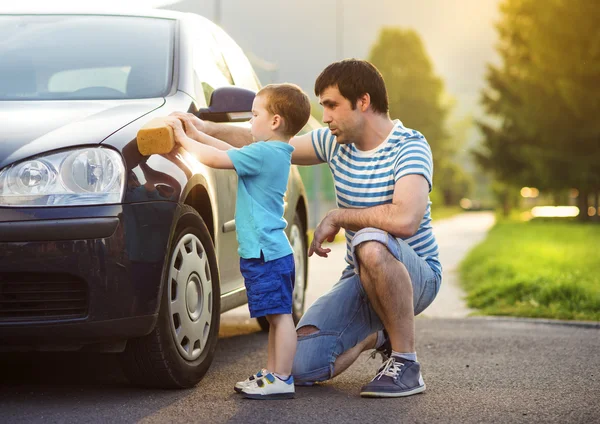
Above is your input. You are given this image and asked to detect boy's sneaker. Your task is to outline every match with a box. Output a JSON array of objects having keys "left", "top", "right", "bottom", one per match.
[
  {"left": 241, "top": 372, "right": 295, "bottom": 400},
  {"left": 234, "top": 369, "right": 267, "bottom": 393},
  {"left": 360, "top": 357, "right": 426, "bottom": 398}
]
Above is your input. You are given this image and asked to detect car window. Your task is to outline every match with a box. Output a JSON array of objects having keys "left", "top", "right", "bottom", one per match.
[
  {"left": 189, "top": 20, "right": 234, "bottom": 105},
  {"left": 48, "top": 66, "right": 131, "bottom": 93},
  {"left": 209, "top": 23, "right": 261, "bottom": 92},
  {"left": 0, "top": 15, "right": 174, "bottom": 100}
]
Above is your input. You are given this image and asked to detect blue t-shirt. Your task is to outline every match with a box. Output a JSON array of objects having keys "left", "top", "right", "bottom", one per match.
[{"left": 226, "top": 141, "right": 294, "bottom": 261}]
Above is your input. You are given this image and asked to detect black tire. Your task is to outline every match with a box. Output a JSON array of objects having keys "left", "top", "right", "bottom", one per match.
[
  {"left": 257, "top": 212, "right": 308, "bottom": 332},
  {"left": 120, "top": 205, "right": 221, "bottom": 389}
]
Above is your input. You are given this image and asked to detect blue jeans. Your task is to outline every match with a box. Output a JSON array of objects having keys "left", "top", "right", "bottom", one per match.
[{"left": 292, "top": 228, "right": 441, "bottom": 384}]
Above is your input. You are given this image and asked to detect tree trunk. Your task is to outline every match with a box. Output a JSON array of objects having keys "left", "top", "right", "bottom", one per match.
[
  {"left": 577, "top": 189, "right": 589, "bottom": 222},
  {"left": 502, "top": 191, "right": 511, "bottom": 218}
]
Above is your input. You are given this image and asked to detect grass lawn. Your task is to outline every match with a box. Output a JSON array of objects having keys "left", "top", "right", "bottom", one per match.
[{"left": 460, "top": 219, "right": 600, "bottom": 321}]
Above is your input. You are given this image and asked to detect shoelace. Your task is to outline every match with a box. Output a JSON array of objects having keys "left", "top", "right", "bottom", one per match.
[
  {"left": 369, "top": 348, "right": 390, "bottom": 362},
  {"left": 372, "top": 357, "right": 403, "bottom": 381}
]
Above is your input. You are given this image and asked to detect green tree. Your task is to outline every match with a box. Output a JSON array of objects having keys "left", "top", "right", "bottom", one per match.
[
  {"left": 369, "top": 27, "right": 470, "bottom": 206},
  {"left": 369, "top": 28, "right": 451, "bottom": 159},
  {"left": 476, "top": 0, "right": 600, "bottom": 220}
]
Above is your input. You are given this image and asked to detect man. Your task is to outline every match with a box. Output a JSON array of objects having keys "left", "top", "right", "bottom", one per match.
[{"left": 174, "top": 59, "right": 441, "bottom": 398}]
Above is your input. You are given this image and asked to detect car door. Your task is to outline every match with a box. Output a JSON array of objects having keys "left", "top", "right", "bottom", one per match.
[
  {"left": 188, "top": 18, "right": 243, "bottom": 295},
  {"left": 211, "top": 25, "right": 302, "bottom": 221}
]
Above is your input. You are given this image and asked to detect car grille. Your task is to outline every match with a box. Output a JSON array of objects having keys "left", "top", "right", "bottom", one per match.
[{"left": 0, "top": 273, "right": 88, "bottom": 322}]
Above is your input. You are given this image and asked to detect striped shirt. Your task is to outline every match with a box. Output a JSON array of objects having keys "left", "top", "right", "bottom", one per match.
[{"left": 311, "top": 120, "right": 442, "bottom": 276}]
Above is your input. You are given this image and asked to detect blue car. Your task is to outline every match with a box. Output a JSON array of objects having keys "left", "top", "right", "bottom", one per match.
[{"left": 0, "top": 9, "right": 309, "bottom": 388}]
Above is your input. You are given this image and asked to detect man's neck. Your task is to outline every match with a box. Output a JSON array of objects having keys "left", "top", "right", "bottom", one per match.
[{"left": 355, "top": 114, "right": 395, "bottom": 152}]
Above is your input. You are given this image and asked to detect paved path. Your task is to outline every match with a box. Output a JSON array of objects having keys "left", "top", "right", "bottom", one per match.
[{"left": 423, "top": 211, "right": 495, "bottom": 318}]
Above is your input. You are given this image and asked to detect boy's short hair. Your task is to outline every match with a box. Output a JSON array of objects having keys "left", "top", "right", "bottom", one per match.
[
  {"left": 314, "top": 59, "right": 389, "bottom": 115},
  {"left": 257, "top": 83, "right": 311, "bottom": 137}
]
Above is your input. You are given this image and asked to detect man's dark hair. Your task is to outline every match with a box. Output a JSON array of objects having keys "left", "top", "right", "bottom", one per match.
[
  {"left": 258, "top": 83, "right": 311, "bottom": 137},
  {"left": 314, "top": 59, "right": 389, "bottom": 115}
]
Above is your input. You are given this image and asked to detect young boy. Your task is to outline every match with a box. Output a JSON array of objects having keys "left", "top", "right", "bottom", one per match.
[{"left": 166, "top": 83, "right": 311, "bottom": 400}]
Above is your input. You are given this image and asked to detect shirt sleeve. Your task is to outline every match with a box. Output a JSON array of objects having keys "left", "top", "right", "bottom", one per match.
[
  {"left": 226, "top": 143, "right": 264, "bottom": 177},
  {"left": 311, "top": 127, "right": 337, "bottom": 163},
  {"left": 393, "top": 137, "right": 434, "bottom": 192}
]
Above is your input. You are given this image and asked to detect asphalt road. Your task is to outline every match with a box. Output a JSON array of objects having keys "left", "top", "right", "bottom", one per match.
[
  {"left": 1, "top": 318, "right": 598, "bottom": 424},
  {"left": 1, "top": 212, "right": 599, "bottom": 423}
]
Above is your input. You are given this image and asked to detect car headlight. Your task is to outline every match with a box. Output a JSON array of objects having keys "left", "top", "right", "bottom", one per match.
[{"left": 0, "top": 147, "right": 125, "bottom": 207}]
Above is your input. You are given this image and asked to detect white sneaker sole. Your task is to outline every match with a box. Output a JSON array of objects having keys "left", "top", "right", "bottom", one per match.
[
  {"left": 243, "top": 392, "right": 295, "bottom": 400},
  {"left": 360, "top": 384, "right": 426, "bottom": 398}
]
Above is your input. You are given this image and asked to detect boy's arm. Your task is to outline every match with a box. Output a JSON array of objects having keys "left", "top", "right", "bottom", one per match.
[
  {"left": 165, "top": 118, "right": 234, "bottom": 170},
  {"left": 170, "top": 112, "right": 253, "bottom": 148},
  {"left": 169, "top": 111, "right": 324, "bottom": 165},
  {"left": 170, "top": 112, "right": 236, "bottom": 151}
]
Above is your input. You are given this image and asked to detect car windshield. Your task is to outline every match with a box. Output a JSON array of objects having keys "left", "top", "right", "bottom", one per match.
[{"left": 0, "top": 15, "right": 175, "bottom": 100}]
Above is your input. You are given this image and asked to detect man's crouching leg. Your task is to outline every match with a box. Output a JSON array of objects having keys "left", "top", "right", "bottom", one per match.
[
  {"left": 292, "top": 325, "right": 338, "bottom": 385},
  {"left": 292, "top": 267, "right": 384, "bottom": 385}
]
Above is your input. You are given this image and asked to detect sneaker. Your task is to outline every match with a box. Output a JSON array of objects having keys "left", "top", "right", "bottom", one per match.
[
  {"left": 234, "top": 369, "right": 267, "bottom": 393},
  {"left": 242, "top": 372, "right": 295, "bottom": 400},
  {"left": 369, "top": 329, "right": 392, "bottom": 362},
  {"left": 360, "top": 357, "right": 426, "bottom": 398}
]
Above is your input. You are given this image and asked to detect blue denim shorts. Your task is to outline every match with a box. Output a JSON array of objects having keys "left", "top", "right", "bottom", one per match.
[
  {"left": 292, "top": 228, "right": 441, "bottom": 384},
  {"left": 240, "top": 253, "right": 295, "bottom": 318}
]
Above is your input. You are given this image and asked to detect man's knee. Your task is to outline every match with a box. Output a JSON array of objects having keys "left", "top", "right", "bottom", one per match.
[
  {"left": 297, "top": 325, "right": 319, "bottom": 337},
  {"left": 355, "top": 240, "right": 389, "bottom": 270}
]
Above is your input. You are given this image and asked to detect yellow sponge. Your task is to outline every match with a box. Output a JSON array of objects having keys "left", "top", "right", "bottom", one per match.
[{"left": 137, "top": 117, "right": 176, "bottom": 156}]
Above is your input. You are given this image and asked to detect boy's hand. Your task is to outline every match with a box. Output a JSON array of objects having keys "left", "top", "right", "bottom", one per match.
[
  {"left": 164, "top": 117, "right": 189, "bottom": 146},
  {"left": 169, "top": 112, "right": 207, "bottom": 143},
  {"left": 169, "top": 112, "right": 205, "bottom": 132}
]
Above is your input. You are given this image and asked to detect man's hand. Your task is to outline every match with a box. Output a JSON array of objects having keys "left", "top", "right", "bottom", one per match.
[{"left": 309, "top": 210, "right": 341, "bottom": 258}]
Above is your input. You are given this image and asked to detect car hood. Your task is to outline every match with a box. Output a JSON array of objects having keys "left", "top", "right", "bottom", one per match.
[{"left": 0, "top": 98, "right": 165, "bottom": 169}]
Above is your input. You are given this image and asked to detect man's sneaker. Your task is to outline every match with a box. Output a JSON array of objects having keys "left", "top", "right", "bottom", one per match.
[
  {"left": 241, "top": 372, "right": 295, "bottom": 400},
  {"left": 369, "top": 329, "right": 392, "bottom": 362},
  {"left": 360, "top": 356, "right": 426, "bottom": 398},
  {"left": 234, "top": 369, "right": 267, "bottom": 393}
]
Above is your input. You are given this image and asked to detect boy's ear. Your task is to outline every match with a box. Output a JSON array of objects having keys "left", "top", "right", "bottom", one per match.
[{"left": 271, "top": 114, "right": 283, "bottom": 131}]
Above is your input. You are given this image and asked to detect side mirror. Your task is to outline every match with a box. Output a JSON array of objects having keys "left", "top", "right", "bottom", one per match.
[{"left": 198, "top": 86, "right": 255, "bottom": 122}]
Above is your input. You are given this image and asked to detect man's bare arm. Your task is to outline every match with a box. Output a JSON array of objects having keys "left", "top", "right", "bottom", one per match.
[
  {"left": 290, "top": 132, "right": 323, "bottom": 165},
  {"left": 336, "top": 174, "right": 428, "bottom": 236},
  {"left": 309, "top": 175, "right": 429, "bottom": 257},
  {"left": 204, "top": 121, "right": 253, "bottom": 148}
]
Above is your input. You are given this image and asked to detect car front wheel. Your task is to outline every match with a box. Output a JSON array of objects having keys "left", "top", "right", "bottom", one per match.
[{"left": 120, "top": 205, "right": 220, "bottom": 388}]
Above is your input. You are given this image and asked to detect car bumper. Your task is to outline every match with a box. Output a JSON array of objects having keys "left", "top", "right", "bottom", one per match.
[{"left": 0, "top": 202, "right": 178, "bottom": 347}]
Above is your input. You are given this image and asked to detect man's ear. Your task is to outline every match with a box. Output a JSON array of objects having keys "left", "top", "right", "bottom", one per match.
[
  {"left": 357, "top": 93, "right": 371, "bottom": 112},
  {"left": 271, "top": 114, "right": 283, "bottom": 131}
]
